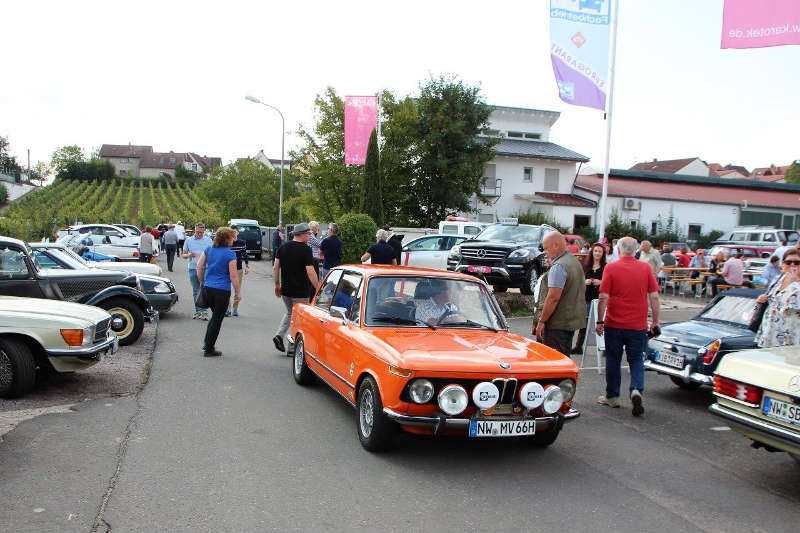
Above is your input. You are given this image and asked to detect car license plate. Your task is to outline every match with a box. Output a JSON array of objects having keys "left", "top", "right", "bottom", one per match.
[
  {"left": 655, "top": 351, "right": 684, "bottom": 368},
  {"left": 469, "top": 419, "right": 536, "bottom": 437},
  {"left": 762, "top": 397, "right": 800, "bottom": 426},
  {"left": 467, "top": 265, "right": 492, "bottom": 274}
]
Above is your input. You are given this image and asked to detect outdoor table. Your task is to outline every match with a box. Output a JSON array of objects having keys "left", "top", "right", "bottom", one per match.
[{"left": 661, "top": 267, "right": 710, "bottom": 297}]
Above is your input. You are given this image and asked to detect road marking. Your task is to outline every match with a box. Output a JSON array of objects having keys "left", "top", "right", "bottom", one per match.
[{"left": 710, "top": 426, "right": 731, "bottom": 431}]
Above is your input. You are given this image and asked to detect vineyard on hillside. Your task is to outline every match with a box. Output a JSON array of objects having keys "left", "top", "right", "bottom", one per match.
[{"left": 0, "top": 179, "right": 224, "bottom": 241}]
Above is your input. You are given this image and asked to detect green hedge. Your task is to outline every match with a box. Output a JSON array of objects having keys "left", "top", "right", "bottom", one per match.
[{"left": 338, "top": 213, "right": 378, "bottom": 264}]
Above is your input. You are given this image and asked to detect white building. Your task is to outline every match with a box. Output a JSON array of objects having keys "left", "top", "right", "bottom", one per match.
[{"left": 466, "top": 106, "right": 594, "bottom": 230}]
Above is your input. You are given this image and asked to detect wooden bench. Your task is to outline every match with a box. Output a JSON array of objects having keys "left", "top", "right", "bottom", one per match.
[{"left": 716, "top": 284, "right": 745, "bottom": 292}]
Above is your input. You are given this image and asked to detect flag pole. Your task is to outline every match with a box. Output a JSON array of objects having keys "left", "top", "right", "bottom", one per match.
[{"left": 598, "top": 0, "right": 619, "bottom": 241}]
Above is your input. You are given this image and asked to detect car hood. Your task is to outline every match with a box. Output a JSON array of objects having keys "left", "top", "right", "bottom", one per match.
[
  {"left": 90, "top": 261, "right": 162, "bottom": 276},
  {"left": 367, "top": 328, "right": 578, "bottom": 375},
  {"left": 460, "top": 240, "right": 533, "bottom": 250},
  {"left": 716, "top": 346, "right": 800, "bottom": 393},
  {"left": 0, "top": 296, "right": 110, "bottom": 323},
  {"left": 657, "top": 319, "right": 751, "bottom": 348},
  {"left": 40, "top": 268, "right": 131, "bottom": 282}
]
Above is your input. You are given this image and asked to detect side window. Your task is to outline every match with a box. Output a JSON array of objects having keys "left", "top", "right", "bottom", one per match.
[
  {"left": 762, "top": 233, "right": 775, "bottom": 242},
  {"left": 32, "top": 251, "right": 61, "bottom": 269},
  {"left": 333, "top": 272, "right": 363, "bottom": 322},
  {"left": 465, "top": 226, "right": 481, "bottom": 235},
  {"left": 732, "top": 232, "right": 746, "bottom": 240},
  {"left": 748, "top": 233, "right": 762, "bottom": 241},
  {"left": 441, "top": 224, "right": 458, "bottom": 235},
  {"left": 315, "top": 269, "right": 343, "bottom": 309},
  {"left": 104, "top": 228, "right": 125, "bottom": 238},
  {"left": 408, "top": 237, "right": 440, "bottom": 251},
  {"left": 0, "top": 248, "right": 32, "bottom": 279}
]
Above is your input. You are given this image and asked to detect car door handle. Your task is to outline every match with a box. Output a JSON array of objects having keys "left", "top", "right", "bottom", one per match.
[{"left": 319, "top": 318, "right": 327, "bottom": 324}]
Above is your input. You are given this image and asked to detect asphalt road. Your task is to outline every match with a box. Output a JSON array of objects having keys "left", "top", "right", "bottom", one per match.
[{"left": 1, "top": 258, "right": 798, "bottom": 532}]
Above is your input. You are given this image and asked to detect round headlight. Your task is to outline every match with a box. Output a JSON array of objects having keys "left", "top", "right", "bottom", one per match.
[
  {"left": 438, "top": 384, "right": 468, "bottom": 415},
  {"left": 409, "top": 379, "right": 434, "bottom": 404},
  {"left": 542, "top": 385, "right": 564, "bottom": 415},
  {"left": 472, "top": 382, "right": 500, "bottom": 410},
  {"left": 519, "top": 381, "right": 545, "bottom": 409},
  {"left": 558, "top": 379, "right": 576, "bottom": 402}
]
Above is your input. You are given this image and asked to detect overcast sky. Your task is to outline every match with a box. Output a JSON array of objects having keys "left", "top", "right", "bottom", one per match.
[{"left": 2, "top": 0, "right": 798, "bottom": 174}]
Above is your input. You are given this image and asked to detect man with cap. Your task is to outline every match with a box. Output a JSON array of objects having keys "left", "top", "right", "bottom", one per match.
[
  {"left": 273, "top": 222, "right": 320, "bottom": 354},
  {"left": 182, "top": 222, "right": 213, "bottom": 320}
]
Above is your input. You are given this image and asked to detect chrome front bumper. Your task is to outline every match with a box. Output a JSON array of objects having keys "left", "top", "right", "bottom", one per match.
[
  {"left": 144, "top": 306, "right": 158, "bottom": 322},
  {"left": 644, "top": 360, "right": 713, "bottom": 385},
  {"left": 709, "top": 402, "right": 800, "bottom": 450},
  {"left": 383, "top": 407, "right": 580, "bottom": 436},
  {"left": 47, "top": 330, "right": 120, "bottom": 360}
]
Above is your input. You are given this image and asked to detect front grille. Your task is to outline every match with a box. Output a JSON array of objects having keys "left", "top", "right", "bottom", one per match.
[
  {"left": 57, "top": 280, "right": 117, "bottom": 301},
  {"left": 401, "top": 376, "right": 564, "bottom": 405},
  {"left": 94, "top": 318, "right": 110, "bottom": 342},
  {"left": 493, "top": 377, "right": 518, "bottom": 404},
  {"left": 460, "top": 248, "right": 508, "bottom": 261}
]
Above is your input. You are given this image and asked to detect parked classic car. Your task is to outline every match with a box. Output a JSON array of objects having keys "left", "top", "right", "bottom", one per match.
[
  {"left": 30, "top": 243, "right": 178, "bottom": 313},
  {"left": 59, "top": 232, "right": 141, "bottom": 261},
  {"left": 0, "top": 296, "right": 119, "bottom": 398},
  {"left": 289, "top": 265, "right": 580, "bottom": 451},
  {"left": 645, "top": 288, "right": 763, "bottom": 389},
  {"left": 0, "top": 236, "right": 154, "bottom": 345},
  {"left": 709, "top": 346, "right": 800, "bottom": 463},
  {"left": 37, "top": 242, "right": 162, "bottom": 276},
  {"left": 400, "top": 234, "right": 469, "bottom": 270},
  {"left": 113, "top": 223, "right": 141, "bottom": 236}
]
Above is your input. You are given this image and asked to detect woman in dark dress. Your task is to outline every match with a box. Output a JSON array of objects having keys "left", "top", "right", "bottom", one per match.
[{"left": 572, "top": 242, "right": 606, "bottom": 354}]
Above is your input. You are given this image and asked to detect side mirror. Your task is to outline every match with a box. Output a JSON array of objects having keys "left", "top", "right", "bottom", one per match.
[{"left": 330, "top": 306, "right": 349, "bottom": 324}]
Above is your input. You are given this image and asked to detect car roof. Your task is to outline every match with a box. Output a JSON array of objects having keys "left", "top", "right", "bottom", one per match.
[
  {"left": 0, "top": 236, "right": 26, "bottom": 247},
  {"left": 30, "top": 242, "right": 62, "bottom": 249},
  {"left": 69, "top": 223, "right": 120, "bottom": 229},
  {"left": 333, "top": 264, "right": 482, "bottom": 282}
]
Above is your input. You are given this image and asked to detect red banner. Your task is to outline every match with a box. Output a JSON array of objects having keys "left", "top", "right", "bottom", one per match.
[
  {"left": 722, "top": 0, "right": 800, "bottom": 49},
  {"left": 344, "top": 96, "right": 378, "bottom": 166}
]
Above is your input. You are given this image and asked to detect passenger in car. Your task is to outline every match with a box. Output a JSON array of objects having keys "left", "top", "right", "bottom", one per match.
[{"left": 415, "top": 279, "right": 458, "bottom": 325}]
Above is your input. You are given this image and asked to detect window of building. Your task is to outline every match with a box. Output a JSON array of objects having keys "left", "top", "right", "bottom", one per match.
[
  {"left": 688, "top": 224, "right": 702, "bottom": 241},
  {"left": 523, "top": 167, "right": 533, "bottom": 182},
  {"left": 507, "top": 131, "right": 523, "bottom": 138},
  {"left": 630, "top": 220, "right": 637, "bottom": 228},
  {"left": 169, "top": 157, "right": 176, "bottom": 165},
  {"left": 119, "top": 169, "right": 128, "bottom": 176},
  {"left": 651, "top": 221, "right": 658, "bottom": 234},
  {"left": 524, "top": 133, "right": 541, "bottom": 140},
  {"left": 120, "top": 158, "right": 129, "bottom": 163},
  {"left": 573, "top": 215, "right": 590, "bottom": 230},
  {"left": 192, "top": 163, "right": 198, "bottom": 172},
  {"left": 544, "top": 168, "right": 559, "bottom": 191}
]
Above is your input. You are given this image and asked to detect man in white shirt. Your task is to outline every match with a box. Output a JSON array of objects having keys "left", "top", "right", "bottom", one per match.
[{"left": 175, "top": 221, "right": 186, "bottom": 256}]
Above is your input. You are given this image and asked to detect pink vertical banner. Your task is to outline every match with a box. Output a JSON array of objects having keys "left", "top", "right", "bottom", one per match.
[
  {"left": 722, "top": 0, "right": 800, "bottom": 49},
  {"left": 344, "top": 95, "right": 378, "bottom": 166}
]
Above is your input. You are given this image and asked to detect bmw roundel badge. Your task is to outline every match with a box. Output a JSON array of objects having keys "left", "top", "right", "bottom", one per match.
[{"left": 499, "top": 362, "right": 510, "bottom": 369}]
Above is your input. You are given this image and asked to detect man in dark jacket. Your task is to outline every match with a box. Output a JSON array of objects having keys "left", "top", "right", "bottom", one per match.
[
  {"left": 319, "top": 222, "right": 342, "bottom": 279},
  {"left": 385, "top": 225, "right": 403, "bottom": 265}
]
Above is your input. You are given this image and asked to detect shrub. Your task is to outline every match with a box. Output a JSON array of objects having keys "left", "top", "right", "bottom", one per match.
[
  {"left": 338, "top": 213, "right": 378, "bottom": 264},
  {"left": 512, "top": 208, "right": 569, "bottom": 233},
  {"left": 602, "top": 209, "right": 649, "bottom": 242},
  {"left": 695, "top": 230, "right": 724, "bottom": 250},
  {"left": 0, "top": 183, "right": 8, "bottom": 204}
]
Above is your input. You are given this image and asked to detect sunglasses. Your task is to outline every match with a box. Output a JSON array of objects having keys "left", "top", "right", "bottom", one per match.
[{"left": 784, "top": 260, "right": 800, "bottom": 266}]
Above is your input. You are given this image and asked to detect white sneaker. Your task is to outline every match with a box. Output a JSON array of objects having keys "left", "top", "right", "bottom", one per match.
[
  {"left": 192, "top": 312, "right": 200, "bottom": 320},
  {"left": 201, "top": 312, "right": 209, "bottom": 321},
  {"left": 597, "top": 395, "right": 620, "bottom": 408}
]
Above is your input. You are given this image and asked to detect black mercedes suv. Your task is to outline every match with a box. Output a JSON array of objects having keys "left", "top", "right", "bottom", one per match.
[{"left": 447, "top": 221, "right": 555, "bottom": 294}]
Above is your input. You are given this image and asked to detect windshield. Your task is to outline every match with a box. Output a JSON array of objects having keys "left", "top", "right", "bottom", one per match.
[
  {"left": 51, "top": 248, "right": 90, "bottom": 268},
  {"left": 699, "top": 295, "right": 755, "bottom": 326},
  {"left": 475, "top": 224, "right": 543, "bottom": 243},
  {"left": 781, "top": 231, "right": 799, "bottom": 244},
  {"left": 235, "top": 225, "right": 260, "bottom": 233},
  {"left": 364, "top": 276, "right": 505, "bottom": 330}
]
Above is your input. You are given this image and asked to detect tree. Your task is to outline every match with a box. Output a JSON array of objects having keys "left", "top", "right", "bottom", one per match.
[
  {"left": 379, "top": 92, "right": 421, "bottom": 226},
  {"left": 199, "top": 158, "right": 299, "bottom": 226},
  {"left": 338, "top": 213, "right": 378, "bottom": 264},
  {"left": 785, "top": 161, "right": 800, "bottom": 184},
  {"left": 0, "top": 135, "right": 22, "bottom": 173},
  {"left": 51, "top": 145, "right": 85, "bottom": 177},
  {"left": 410, "top": 75, "right": 498, "bottom": 227},
  {"left": 174, "top": 164, "right": 200, "bottom": 184},
  {"left": 361, "top": 129, "right": 383, "bottom": 226},
  {"left": 28, "top": 161, "right": 52, "bottom": 186}
]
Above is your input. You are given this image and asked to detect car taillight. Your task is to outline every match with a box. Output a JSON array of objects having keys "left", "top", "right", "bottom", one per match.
[
  {"left": 714, "top": 375, "right": 762, "bottom": 405},
  {"left": 701, "top": 339, "right": 721, "bottom": 365}
]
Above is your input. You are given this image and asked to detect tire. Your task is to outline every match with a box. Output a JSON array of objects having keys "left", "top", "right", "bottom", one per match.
[
  {"left": 669, "top": 376, "right": 702, "bottom": 390},
  {"left": 255, "top": 253, "right": 262, "bottom": 261},
  {"left": 292, "top": 335, "right": 315, "bottom": 386},
  {"left": 0, "top": 338, "right": 37, "bottom": 399},
  {"left": 520, "top": 266, "right": 538, "bottom": 295},
  {"left": 528, "top": 425, "right": 561, "bottom": 448},
  {"left": 493, "top": 285, "right": 508, "bottom": 293},
  {"left": 356, "top": 375, "right": 396, "bottom": 452},
  {"left": 98, "top": 297, "right": 145, "bottom": 346}
]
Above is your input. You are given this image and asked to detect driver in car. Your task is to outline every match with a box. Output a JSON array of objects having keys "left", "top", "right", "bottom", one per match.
[{"left": 415, "top": 279, "right": 459, "bottom": 326}]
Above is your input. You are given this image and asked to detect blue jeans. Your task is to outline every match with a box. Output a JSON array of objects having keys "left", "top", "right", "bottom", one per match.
[
  {"left": 188, "top": 268, "right": 208, "bottom": 312},
  {"left": 604, "top": 327, "right": 646, "bottom": 398}
]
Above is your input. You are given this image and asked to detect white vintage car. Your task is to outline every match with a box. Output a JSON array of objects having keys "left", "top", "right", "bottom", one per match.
[
  {"left": 59, "top": 233, "right": 142, "bottom": 261},
  {"left": 709, "top": 346, "right": 800, "bottom": 463},
  {"left": 32, "top": 243, "right": 163, "bottom": 276}
]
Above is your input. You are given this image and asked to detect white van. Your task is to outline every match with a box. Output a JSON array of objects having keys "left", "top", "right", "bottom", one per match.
[{"left": 438, "top": 218, "right": 488, "bottom": 237}]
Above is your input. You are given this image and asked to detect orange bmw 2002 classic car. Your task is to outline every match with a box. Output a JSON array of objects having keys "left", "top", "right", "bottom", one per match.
[{"left": 289, "top": 265, "right": 580, "bottom": 451}]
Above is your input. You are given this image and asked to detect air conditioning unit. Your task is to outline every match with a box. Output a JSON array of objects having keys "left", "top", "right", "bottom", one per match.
[{"left": 622, "top": 198, "right": 641, "bottom": 210}]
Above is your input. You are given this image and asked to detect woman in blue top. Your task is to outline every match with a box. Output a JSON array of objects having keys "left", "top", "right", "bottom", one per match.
[{"left": 196, "top": 227, "right": 242, "bottom": 357}]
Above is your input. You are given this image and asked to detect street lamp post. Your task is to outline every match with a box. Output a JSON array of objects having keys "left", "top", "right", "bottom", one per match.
[{"left": 245, "top": 95, "right": 285, "bottom": 227}]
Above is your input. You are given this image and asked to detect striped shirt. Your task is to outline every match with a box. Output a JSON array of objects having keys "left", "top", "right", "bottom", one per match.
[
  {"left": 230, "top": 239, "right": 249, "bottom": 270},
  {"left": 308, "top": 233, "right": 322, "bottom": 260}
]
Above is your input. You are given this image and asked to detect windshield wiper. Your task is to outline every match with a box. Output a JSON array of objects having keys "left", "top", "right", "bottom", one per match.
[
  {"left": 371, "top": 315, "right": 436, "bottom": 330},
  {"left": 439, "top": 319, "right": 498, "bottom": 332}
]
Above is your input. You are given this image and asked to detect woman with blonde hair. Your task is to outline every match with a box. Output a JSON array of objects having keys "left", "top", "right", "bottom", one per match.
[
  {"left": 360, "top": 228, "right": 398, "bottom": 265},
  {"left": 196, "top": 227, "right": 242, "bottom": 357}
]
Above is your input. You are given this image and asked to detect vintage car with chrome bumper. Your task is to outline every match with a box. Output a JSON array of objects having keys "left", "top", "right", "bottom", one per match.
[
  {"left": 645, "top": 288, "right": 762, "bottom": 390},
  {"left": 0, "top": 296, "right": 119, "bottom": 398},
  {"left": 289, "top": 265, "right": 580, "bottom": 452},
  {"left": 709, "top": 346, "right": 800, "bottom": 462}
]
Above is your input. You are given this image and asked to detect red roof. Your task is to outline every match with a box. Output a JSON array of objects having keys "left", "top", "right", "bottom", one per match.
[
  {"left": 629, "top": 157, "right": 700, "bottom": 174},
  {"left": 534, "top": 192, "right": 595, "bottom": 207},
  {"left": 140, "top": 152, "right": 188, "bottom": 169},
  {"left": 575, "top": 173, "right": 800, "bottom": 210},
  {"left": 99, "top": 144, "right": 152, "bottom": 158}
]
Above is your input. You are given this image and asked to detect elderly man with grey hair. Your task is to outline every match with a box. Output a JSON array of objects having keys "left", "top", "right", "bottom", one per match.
[
  {"left": 596, "top": 236, "right": 661, "bottom": 416},
  {"left": 361, "top": 229, "right": 397, "bottom": 265},
  {"left": 637, "top": 240, "right": 662, "bottom": 276},
  {"left": 533, "top": 231, "right": 586, "bottom": 356},
  {"left": 320, "top": 222, "right": 343, "bottom": 279}
]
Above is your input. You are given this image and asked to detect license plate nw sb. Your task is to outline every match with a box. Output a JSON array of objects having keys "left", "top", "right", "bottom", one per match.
[
  {"left": 763, "top": 397, "right": 800, "bottom": 426},
  {"left": 469, "top": 419, "right": 536, "bottom": 437},
  {"left": 468, "top": 265, "right": 492, "bottom": 274}
]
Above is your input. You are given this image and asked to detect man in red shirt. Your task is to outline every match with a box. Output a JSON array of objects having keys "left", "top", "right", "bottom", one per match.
[
  {"left": 677, "top": 246, "right": 691, "bottom": 268},
  {"left": 596, "top": 236, "right": 661, "bottom": 416}
]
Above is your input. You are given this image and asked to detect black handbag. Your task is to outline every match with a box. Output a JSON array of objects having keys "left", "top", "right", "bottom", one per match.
[
  {"left": 748, "top": 301, "right": 767, "bottom": 333},
  {"left": 195, "top": 285, "right": 209, "bottom": 308}
]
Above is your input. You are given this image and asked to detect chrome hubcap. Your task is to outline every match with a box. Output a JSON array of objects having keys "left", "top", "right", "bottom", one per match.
[
  {"left": 294, "top": 339, "right": 304, "bottom": 375},
  {"left": 359, "top": 388, "right": 374, "bottom": 437},
  {"left": 109, "top": 308, "right": 134, "bottom": 339},
  {"left": 0, "top": 350, "right": 12, "bottom": 390}
]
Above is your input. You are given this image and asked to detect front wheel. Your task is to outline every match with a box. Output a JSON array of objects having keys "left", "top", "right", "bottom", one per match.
[
  {"left": 0, "top": 338, "right": 37, "bottom": 398},
  {"left": 292, "top": 335, "right": 315, "bottom": 386},
  {"left": 520, "top": 266, "right": 539, "bottom": 295},
  {"left": 98, "top": 297, "right": 145, "bottom": 346},
  {"left": 357, "top": 376, "right": 396, "bottom": 452},
  {"left": 669, "top": 376, "right": 702, "bottom": 390}
]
